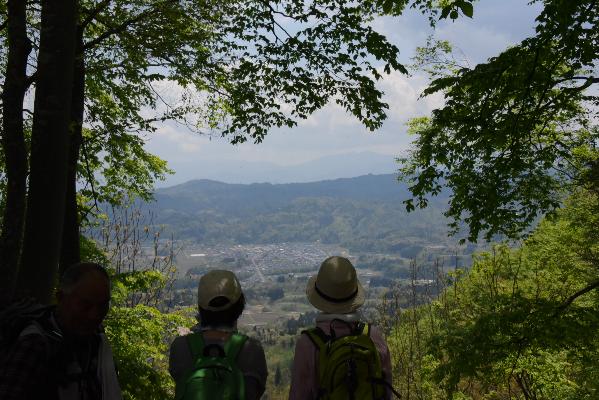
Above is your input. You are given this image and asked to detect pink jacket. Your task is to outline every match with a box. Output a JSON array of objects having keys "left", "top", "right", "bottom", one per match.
[{"left": 289, "top": 315, "right": 393, "bottom": 400}]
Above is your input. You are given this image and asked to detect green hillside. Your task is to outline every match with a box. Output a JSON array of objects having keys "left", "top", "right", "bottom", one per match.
[{"left": 148, "top": 174, "right": 456, "bottom": 253}]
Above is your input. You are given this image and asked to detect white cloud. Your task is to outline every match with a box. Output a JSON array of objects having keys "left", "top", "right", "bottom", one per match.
[
  {"left": 147, "top": 124, "right": 207, "bottom": 158},
  {"left": 143, "top": 1, "right": 541, "bottom": 185}
]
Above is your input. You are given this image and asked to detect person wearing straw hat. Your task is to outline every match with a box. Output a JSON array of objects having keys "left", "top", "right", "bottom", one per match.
[
  {"left": 289, "top": 256, "right": 395, "bottom": 400},
  {"left": 169, "top": 270, "right": 267, "bottom": 400}
]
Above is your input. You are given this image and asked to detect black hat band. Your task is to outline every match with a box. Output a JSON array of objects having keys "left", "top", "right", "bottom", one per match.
[{"left": 315, "top": 283, "right": 358, "bottom": 303}]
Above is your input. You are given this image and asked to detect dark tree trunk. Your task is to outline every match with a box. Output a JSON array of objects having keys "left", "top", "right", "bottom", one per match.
[
  {"left": 59, "top": 26, "right": 85, "bottom": 276},
  {"left": 0, "top": 0, "right": 32, "bottom": 306},
  {"left": 16, "top": 0, "right": 78, "bottom": 304}
]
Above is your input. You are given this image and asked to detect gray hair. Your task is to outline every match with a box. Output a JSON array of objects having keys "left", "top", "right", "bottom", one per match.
[{"left": 59, "top": 262, "right": 110, "bottom": 294}]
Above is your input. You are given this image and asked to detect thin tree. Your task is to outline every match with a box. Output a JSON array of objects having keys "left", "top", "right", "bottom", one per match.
[{"left": 0, "top": 0, "right": 32, "bottom": 305}]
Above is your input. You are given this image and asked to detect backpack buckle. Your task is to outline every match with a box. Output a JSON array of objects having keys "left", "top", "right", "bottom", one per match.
[{"left": 203, "top": 343, "right": 226, "bottom": 357}]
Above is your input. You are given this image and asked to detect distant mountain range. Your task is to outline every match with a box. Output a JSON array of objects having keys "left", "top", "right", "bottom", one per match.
[
  {"left": 156, "top": 151, "right": 400, "bottom": 186},
  {"left": 147, "top": 174, "right": 459, "bottom": 255},
  {"left": 156, "top": 173, "right": 413, "bottom": 213}
]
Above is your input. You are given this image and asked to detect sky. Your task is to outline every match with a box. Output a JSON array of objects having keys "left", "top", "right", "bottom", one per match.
[{"left": 145, "top": 0, "right": 544, "bottom": 187}]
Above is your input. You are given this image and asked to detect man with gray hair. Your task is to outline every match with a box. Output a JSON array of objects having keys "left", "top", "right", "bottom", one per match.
[{"left": 0, "top": 262, "right": 122, "bottom": 400}]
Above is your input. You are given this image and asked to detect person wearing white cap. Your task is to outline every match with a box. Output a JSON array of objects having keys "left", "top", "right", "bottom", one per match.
[
  {"left": 289, "top": 256, "right": 395, "bottom": 400},
  {"left": 169, "top": 269, "right": 267, "bottom": 400}
]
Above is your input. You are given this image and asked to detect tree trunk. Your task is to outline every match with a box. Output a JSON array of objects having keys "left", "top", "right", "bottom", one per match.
[
  {"left": 59, "top": 26, "right": 85, "bottom": 276},
  {"left": 16, "top": 0, "right": 78, "bottom": 304},
  {"left": 0, "top": 0, "right": 32, "bottom": 307}
]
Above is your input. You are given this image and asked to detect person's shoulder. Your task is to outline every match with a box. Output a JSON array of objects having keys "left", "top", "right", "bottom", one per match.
[
  {"left": 3, "top": 326, "right": 49, "bottom": 363},
  {"left": 237, "top": 335, "right": 267, "bottom": 365},
  {"left": 293, "top": 328, "right": 319, "bottom": 351},
  {"left": 14, "top": 326, "right": 48, "bottom": 347},
  {"left": 17, "top": 321, "right": 46, "bottom": 337},
  {"left": 365, "top": 322, "right": 382, "bottom": 331},
  {"left": 364, "top": 323, "right": 390, "bottom": 349},
  {"left": 171, "top": 333, "right": 191, "bottom": 343},
  {"left": 241, "top": 335, "right": 265, "bottom": 352},
  {"left": 235, "top": 334, "right": 268, "bottom": 384},
  {"left": 365, "top": 323, "right": 385, "bottom": 337},
  {"left": 169, "top": 334, "right": 192, "bottom": 356},
  {"left": 16, "top": 319, "right": 61, "bottom": 347}
]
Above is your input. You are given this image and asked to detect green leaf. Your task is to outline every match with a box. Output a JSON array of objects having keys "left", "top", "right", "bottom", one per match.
[
  {"left": 440, "top": 6, "right": 451, "bottom": 20},
  {"left": 459, "top": 2, "right": 473, "bottom": 18},
  {"left": 401, "top": 0, "right": 599, "bottom": 241},
  {"left": 382, "top": 0, "right": 394, "bottom": 14}
]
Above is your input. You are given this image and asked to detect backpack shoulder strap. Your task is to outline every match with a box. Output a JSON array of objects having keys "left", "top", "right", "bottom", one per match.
[
  {"left": 301, "top": 327, "right": 333, "bottom": 389},
  {"left": 301, "top": 327, "right": 329, "bottom": 351},
  {"left": 360, "top": 322, "right": 370, "bottom": 337},
  {"left": 186, "top": 332, "right": 205, "bottom": 359},
  {"left": 224, "top": 332, "right": 248, "bottom": 361},
  {"left": 16, "top": 315, "right": 64, "bottom": 361}
]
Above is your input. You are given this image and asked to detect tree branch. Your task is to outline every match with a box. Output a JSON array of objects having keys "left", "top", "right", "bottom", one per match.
[
  {"left": 556, "top": 279, "right": 599, "bottom": 314},
  {"left": 24, "top": 71, "right": 37, "bottom": 91},
  {"left": 80, "top": 137, "right": 100, "bottom": 213},
  {"left": 554, "top": 75, "right": 598, "bottom": 83},
  {"left": 80, "top": 0, "right": 112, "bottom": 29},
  {"left": 83, "top": 1, "right": 173, "bottom": 50}
]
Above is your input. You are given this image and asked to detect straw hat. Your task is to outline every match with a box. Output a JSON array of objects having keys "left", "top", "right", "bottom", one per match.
[
  {"left": 306, "top": 256, "right": 365, "bottom": 314},
  {"left": 197, "top": 270, "right": 242, "bottom": 311}
]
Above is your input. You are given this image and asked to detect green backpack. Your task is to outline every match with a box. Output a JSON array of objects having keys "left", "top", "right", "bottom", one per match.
[
  {"left": 303, "top": 321, "right": 401, "bottom": 400},
  {"left": 176, "top": 332, "right": 248, "bottom": 400}
]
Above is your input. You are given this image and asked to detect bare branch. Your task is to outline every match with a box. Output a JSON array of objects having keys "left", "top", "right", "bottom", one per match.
[{"left": 80, "top": 137, "right": 100, "bottom": 213}]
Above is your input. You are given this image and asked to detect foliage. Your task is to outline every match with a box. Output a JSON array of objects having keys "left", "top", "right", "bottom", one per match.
[
  {"left": 257, "top": 328, "right": 296, "bottom": 399},
  {"left": 79, "top": 233, "right": 111, "bottom": 266},
  {"left": 399, "top": 0, "right": 599, "bottom": 241},
  {"left": 99, "top": 256, "right": 195, "bottom": 400},
  {"left": 80, "top": 231, "right": 195, "bottom": 400},
  {"left": 111, "top": 270, "right": 166, "bottom": 305},
  {"left": 69, "top": 0, "right": 427, "bottom": 212},
  {"left": 61, "top": 0, "right": 474, "bottom": 219},
  {"left": 79, "top": 128, "right": 172, "bottom": 209},
  {"left": 2, "top": 0, "right": 459, "bottom": 227},
  {"left": 266, "top": 287, "right": 285, "bottom": 302},
  {"left": 104, "top": 302, "right": 194, "bottom": 400},
  {"left": 376, "top": 0, "right": 475, "bottom": 22},
  {"left": 386, "top": 189, "right": 599, "bottom": 399},
  {"left": 84, "top": 202, "right": 180, "bottom": 309}
]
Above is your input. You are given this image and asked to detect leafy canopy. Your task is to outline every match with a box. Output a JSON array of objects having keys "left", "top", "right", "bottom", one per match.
[
  {"left": 384, "top": 189, "right": 599, "bottom": 399},
  {"left": 77, "top": 0, "right": 411, "bottom": 203},
  {"left": 399, "top": 0, "right": 599, "bottom": 241},
  {"left": 0, "top": 0, "right": 478, "bottom": 212},
  {"left": 429, "top": 190, "right": 599, "bottom": 398}
]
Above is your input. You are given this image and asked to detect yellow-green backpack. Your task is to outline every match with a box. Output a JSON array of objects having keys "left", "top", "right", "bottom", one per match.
[{"left": 302, "top": 321, "right": 401, "bottom": 400}]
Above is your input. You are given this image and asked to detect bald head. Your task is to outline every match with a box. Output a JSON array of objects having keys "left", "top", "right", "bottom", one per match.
[
  {"left": 56, "top": 263, "right": 111, "bottom": 336},
  {"left": 59, "top": 262, "right": 110, "bottom": 294}
]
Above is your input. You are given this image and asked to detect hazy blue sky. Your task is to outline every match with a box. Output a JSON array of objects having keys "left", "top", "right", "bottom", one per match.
[{"left": 145, "top": 0, "right": 543, "bottom": 186}]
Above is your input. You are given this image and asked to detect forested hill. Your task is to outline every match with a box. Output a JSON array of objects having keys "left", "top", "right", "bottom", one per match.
[
  {"left": 148, "top": 174, "right": 454, "bottom": 252},
  {"left": 156, "top": 174, "right": 419, "bottom": 212}
]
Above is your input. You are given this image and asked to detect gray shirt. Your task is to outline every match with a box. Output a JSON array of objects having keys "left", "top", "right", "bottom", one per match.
[{"left": 169, "top": 330, "right": 268, "bottom": 400}]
